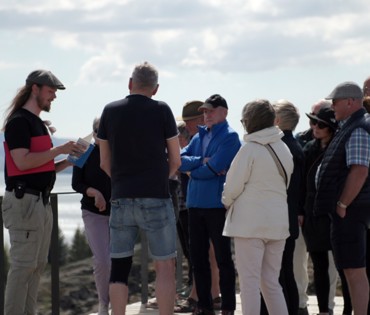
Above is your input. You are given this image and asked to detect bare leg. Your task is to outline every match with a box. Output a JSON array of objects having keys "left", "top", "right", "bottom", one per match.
[
  {"left": 344, "top": 267, "right": 369, "bottom": 315},
  {"left": 187, "top": 242, "right": 219, "bottom": 302},
  {"left": 209, "top": 242, "right": 220, "bottom": 299},
  {"left": 189, "top": 276, "right": 198, "bottom": 300},
  {"left": 109, "top": 283, "right": 128, "bottom": 315},
  {"left": 155, "top": 258, "right": 176, "bottom": 315}
]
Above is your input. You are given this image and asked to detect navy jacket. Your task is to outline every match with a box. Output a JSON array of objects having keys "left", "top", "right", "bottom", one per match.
[{"left": 315, "top": 108, "right": 370, "bottom": 216}]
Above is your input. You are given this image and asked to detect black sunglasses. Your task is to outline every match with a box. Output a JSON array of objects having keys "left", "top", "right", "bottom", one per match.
[{"left": 310, "top": 119, "right": 329, "bottom": 129}]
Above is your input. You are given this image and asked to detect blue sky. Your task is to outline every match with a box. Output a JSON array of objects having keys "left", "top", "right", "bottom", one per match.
[{"left": 1, "top": 0, "right": 370, "bottom": 140}]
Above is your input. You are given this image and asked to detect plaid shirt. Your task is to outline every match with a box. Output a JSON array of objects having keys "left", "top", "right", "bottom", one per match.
[{"left": 345, "top": 126, "right": 370, "bottom": 167}]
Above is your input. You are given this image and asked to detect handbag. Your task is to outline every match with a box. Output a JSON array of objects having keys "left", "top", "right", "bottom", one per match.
[{"left": 264, "top": 144, "right": 288, "bottom": 187}]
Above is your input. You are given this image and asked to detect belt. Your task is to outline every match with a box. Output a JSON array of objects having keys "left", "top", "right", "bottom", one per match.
[
  {"left": 6, "top": 187, "right": 43, "bottom": 197},
  {"left": 6, "top": 187, "right": 51, "bottom": 206}
]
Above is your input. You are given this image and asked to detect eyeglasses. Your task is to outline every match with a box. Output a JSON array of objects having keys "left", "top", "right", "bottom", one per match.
[{"left": 310, "top": 119, "right": 329, "bottom": 129}]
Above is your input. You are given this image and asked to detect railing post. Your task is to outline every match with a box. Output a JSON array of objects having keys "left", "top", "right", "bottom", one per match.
[
  {"left": 0, "top": 196, "right": 4, "bottom": 315},
  {"left": 50, "top": 194, "right": 60, "bottom": 315}
]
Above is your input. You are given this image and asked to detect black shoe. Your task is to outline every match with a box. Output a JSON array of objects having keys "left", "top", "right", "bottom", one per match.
[
  {"left": 192, "top": 307, "right": 215, "bottom": 315},
  {"left": 175, "top": 298, "right": 197, "bottom": 313},
  {"left": 213, "top": 296, "right": 222, "bottom": 310},
  {"left": 298, "top": 307, "right": 309, "bottom": 315}
]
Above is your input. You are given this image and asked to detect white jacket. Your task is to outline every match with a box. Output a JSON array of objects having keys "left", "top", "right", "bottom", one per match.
[{"left": 222, "top": 126, "right": 293, "bottom": 240}]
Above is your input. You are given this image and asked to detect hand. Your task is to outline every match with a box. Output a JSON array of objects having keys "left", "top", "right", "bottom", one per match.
[
  {"left": 336, "top": 206, "right": 346, "bottom": 218},
  {"left": 60, "top": 141, "right": 85, "bottom": 157},
  {"left": 298, "top": 215, "right": 304, "bottom": 226},
  {"left": 94, "top": 191, "right": 107, "bottom": 212}
]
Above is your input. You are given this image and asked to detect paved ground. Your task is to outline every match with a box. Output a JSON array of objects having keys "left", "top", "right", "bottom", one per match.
[{"left": 89, "top": 294, "right": 345, "bottom": 315}]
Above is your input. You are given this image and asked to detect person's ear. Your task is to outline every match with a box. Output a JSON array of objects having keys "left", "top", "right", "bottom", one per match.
[
  {"left": 152, "top": 84, "right": 159, "bottom": 96},
  {"left": 31, "top": 83, "right": 41, "bottom": 97},
  {"left": 128, "top": 78, "right": 133, "bottom": 90}
]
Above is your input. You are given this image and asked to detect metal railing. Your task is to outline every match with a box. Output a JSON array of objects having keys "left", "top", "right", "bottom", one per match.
[{"left": 0, "top": 193, "right": 184, "bottom": 314}]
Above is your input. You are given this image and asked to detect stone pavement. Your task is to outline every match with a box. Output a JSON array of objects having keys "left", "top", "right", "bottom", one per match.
[{"left": 90, "top": 294, "right": 346, "bottom": 315}]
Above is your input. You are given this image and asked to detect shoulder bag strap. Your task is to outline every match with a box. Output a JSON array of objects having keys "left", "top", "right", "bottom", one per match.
[{"left": 265, "top": 144, "right": 288, "bottom": 187}]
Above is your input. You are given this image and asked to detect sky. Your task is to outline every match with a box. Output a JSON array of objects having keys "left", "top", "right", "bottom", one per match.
[{"left": 1, "top": 0, "right": 370, "bottom": 140}]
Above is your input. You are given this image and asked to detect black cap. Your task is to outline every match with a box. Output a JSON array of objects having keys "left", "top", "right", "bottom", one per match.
[
  {"left": 306, "top": 107, "right": 338, "bottom": 130},
  {"left": 26, "top": 69, "right": 66, "bottom": 90},
  {"left": 198, "top": 94, "right": 228, "bottom": 110}
]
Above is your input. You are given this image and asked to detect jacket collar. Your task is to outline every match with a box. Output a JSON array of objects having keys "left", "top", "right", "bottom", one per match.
[{"left": 198, "top": 120, "right": 228, "bottom": 136}]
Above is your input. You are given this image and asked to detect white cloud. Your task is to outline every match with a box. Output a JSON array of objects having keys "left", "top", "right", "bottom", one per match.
[{"left": 1, "top": 0, "right": 370, "bottom": 85}]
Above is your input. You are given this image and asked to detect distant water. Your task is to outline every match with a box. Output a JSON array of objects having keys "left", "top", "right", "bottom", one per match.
[{"left": 1, "top": 171, "right": 84, "bottom": 246}]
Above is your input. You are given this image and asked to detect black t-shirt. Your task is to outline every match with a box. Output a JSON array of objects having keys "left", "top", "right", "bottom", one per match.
[
  {"left": 4, "top": 108, "right": 56, "bottom": 191},
  {"left": 99, "top": 94, "right": 178, "bottom": 199}
]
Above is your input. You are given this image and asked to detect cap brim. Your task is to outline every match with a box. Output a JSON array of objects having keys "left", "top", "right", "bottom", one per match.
[
  {"left": 305, "top": 113, "right": 317, "bottom": 120},
  {"left": 176, "top": 114, "right": 203, "bottom": 121},
  {"left": 198, "top": 103, "right": 214, "bottom": 111},
  {"left": 306, "top": 113, "right": 334, "bottom": 128}
]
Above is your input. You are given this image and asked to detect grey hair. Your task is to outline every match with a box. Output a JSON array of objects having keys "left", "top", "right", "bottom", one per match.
[
  {"left": 273, "top": 99, "right": 300, "bottom": 131},
  {"left": 177, "top": 121, "right": 190, "bottom": 142},
  {"left": 242, "top": 99, "right": 275, "bottom": 134},
  {"left": 131, "top": 61, "right": 158, "bottom": 90},
  {"left": 92, "top": 117, "right": 100, "bottom": 131}
]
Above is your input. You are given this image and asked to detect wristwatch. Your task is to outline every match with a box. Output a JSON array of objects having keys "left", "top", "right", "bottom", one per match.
[{"left": 337, "top": 200, "right": 348, "bottom": 209}]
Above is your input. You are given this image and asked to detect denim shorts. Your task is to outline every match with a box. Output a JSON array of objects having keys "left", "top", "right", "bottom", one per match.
[{"left": 110, "top": 198, "right": 177, "bottom": 260}]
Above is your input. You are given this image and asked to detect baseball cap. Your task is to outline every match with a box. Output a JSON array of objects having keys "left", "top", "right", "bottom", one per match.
[
  {"left": 325, "top": 81, "right": 362, "bottom": 100},
  {"left": 198, "top": 94, "right": 228, "bottom": 111},
  {"left": 306, "top": 107, "right": 338, "bottom": 130},
  {"left": 176, "top": 100, "right": 204, "bottom": 121},
  {"left": 26, "top": 69, "right": 66, "bottom": 90}
]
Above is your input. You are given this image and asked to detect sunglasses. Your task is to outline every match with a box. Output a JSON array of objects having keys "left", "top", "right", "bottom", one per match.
[{"left": 310, "top": 119, "right": 329, "bottom": 129}]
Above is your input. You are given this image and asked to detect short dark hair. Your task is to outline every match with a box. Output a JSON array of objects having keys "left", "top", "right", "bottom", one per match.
[{"left": 241, "top": 99, "right": 275, "bottom": 134}]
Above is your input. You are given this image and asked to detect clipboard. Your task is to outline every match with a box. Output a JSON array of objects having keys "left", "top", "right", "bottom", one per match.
[{"left": 4, "top": 135, "right": 55, "bottom": 176}]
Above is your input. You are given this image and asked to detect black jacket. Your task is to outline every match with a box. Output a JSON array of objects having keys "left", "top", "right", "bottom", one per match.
[
  {"left": 282, "top": 130, "right": 305, "bottom": 239},
  {"left": 302, "top": 139, "right": 331, "bottom": 252}
]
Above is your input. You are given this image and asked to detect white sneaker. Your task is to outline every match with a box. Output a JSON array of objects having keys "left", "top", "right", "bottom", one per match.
[{"left": 98, "top": 303, "right": 109, "bottom": 315}]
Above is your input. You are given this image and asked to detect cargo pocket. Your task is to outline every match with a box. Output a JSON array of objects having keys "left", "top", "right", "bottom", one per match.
[
  {"left": 2, "top": 193, "right": 39, "bottom": 230},
  {"left": 9, "top": 230, "right": 38, "bottom": 266}
]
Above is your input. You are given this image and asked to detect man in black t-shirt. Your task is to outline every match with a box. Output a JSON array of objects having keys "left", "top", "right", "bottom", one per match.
[
  {"left": 98, "top": 61, "right": 181, "bottom": 315},
  {"left": 2, "top": 69, "right": 82, "bottom": 315}
]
